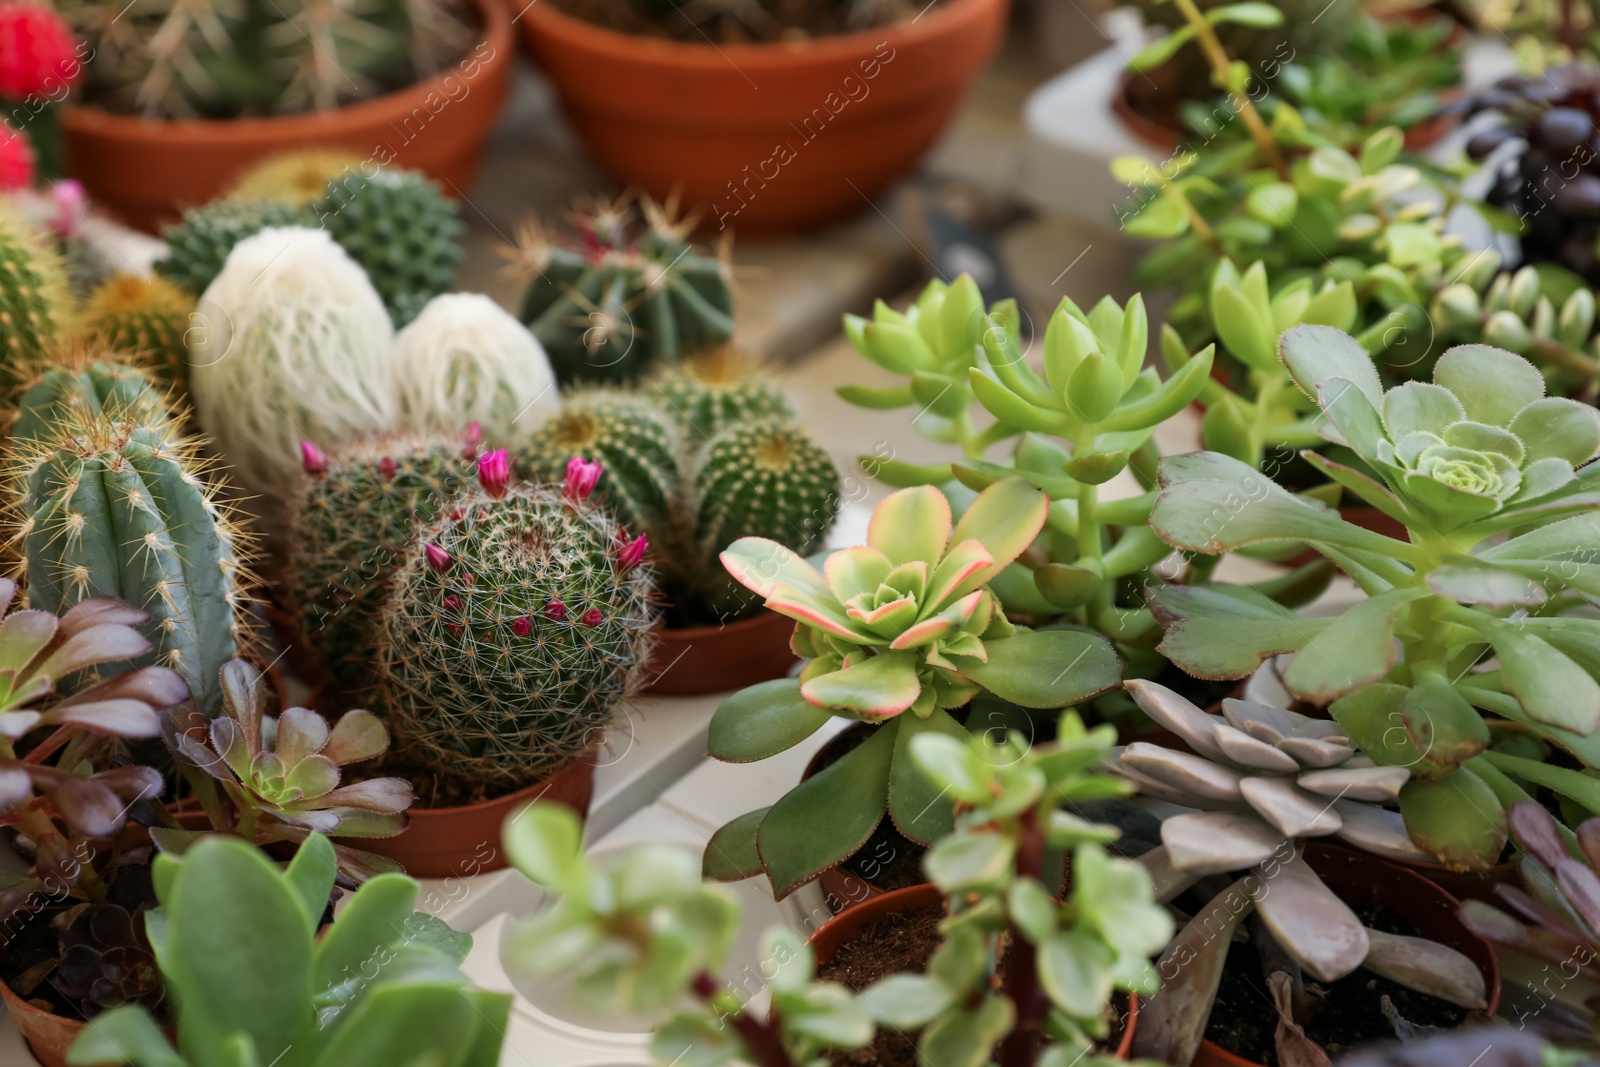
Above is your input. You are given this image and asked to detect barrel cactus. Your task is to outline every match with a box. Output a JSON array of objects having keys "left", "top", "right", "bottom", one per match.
[
  {"left": 510, "top": 196, "right": 734, "bottom": 384},
  {"left": 79, "top": 273, "right": 194, "bottom": 394},
  {"left": 393, "top": 292, "right": 560, "bottom": 446},
  {"left": 312, "top": 167, "right": 463, "bottom": 327},
  {"left": 0, "top": 208, "right": 70, "bottom": 377},
  {"left": 227, "top": 148, "right": 363, "bottom": 206},
  {"left": 646, "top": 346, "right": 793, "bottom": 440},
  {"left": 371, "top": 456, "right": 655, "bottom": 786},
  {"left": 154, "top": 198, "right": 311, "bottom": 297},
  {"left": 689, "top": 417, "right": 839, "bottom": 617},
  {"left": 515, "top": 389, "right": 682, "bottom": 536},
  {"left": 188, "top": 226, "right": 400, "bottom": 498},
  {"left": 285, "top": 429, "right": 477, "bottom": 689},
  {"left": 16, "top": 406, "right": 257, "bottom": 717}
]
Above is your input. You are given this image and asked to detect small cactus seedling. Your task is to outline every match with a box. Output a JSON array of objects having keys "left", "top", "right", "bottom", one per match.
[
  {"left": 154, "top": 198, "right": 313, "bottom": 297},
  {"left": 226, "top": 148, "right": 364, "bottom": 206},
  {"left": 371, "top": 455, "right": 656, "bottom": 787},
  {"left": 646, "top": 346, "right": 793, "bottom": 440},
  {"left": 0, "top": 207, "right": 71, "bottom": 379},
  {"left": 79, "top": 273, "right": 195, "bottom": 394},
  {"left": 14, "top": 404, "right": 258, "bottom": 717},
  {"left": 505, "top": 194, "right": 734, "bottom": 384}
]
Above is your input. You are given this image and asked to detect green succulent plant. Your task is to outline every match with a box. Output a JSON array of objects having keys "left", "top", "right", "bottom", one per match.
[
  {"left": 66, "top": 832, "right": 509, "bottom": 1067},
  {"left": 1148, "top": 326, "right": 1600, "bottom": 869},
  {"left": 703, "top": 479, "right": 1121, "bottom": 897}
]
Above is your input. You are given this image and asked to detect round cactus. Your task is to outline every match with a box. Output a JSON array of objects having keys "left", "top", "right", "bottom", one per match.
[
  {"left": 690, "top": 418, "right": 840, "bottom": 617},
  {"left": 393, "top": 293, "right": 561, "bottom": 447},
  {"left": 80, "top": 273, "right": 194, "bottom": 394},
  {"left": 312, "top": 168, "right": 463, "bottom": 327},
  {"left": 515, "top": 389, "right": 682, "bottom": 537},
  {"left": 16, "top": 407, "right": 258, "bottom": 717},
  {"left": 372, "top": 472, "right": 655, "bottom": 787},
  {"left": 154, "top": 198, "right": 312, "bottom": 297},
  {"left": 0, "top": 208, "right": 70, "bottom": 377},
  {"left": 227, "top": 148, "right": 364, "bottom": 206},
  {"left": 285, "top": 430, "right": 477, "bottom": 689},
  {"left": 188, "top": 226, "right": 400, "bottom": 498},
  {"left": 646, "top": 346, "right": 793, "bottom": 440}
]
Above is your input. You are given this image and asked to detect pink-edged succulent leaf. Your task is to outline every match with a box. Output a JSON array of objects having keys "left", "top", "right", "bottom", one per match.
[
  {"left": 868, "top": 485, "right": 952, "bottom": 567},
  {"left": 89, "top": 765, "right": 164, "bottom": 804},
  {"left": 1253, "top": 849, "right": 1369, "bottom": 983},
  {"left": 57, "top": 666, "right": 190, "bottom": 711},
  {"left": 264, "top": 807, "right": 344, "bottom": 833},
  {"left": 36, "top": 624, "right": 152, "bottom": 680},
  {"left": 720, "top": 539, "right": 834, "bottom": 602},
  {"left": 275, "top": 707, "right": 332, "bottom": 768},
  {"left": 888, "top": 591, "right": 984, "bottom": 650},
  {"left": 219, "top": 660, "right": 267, "bottom": 753},
  {"left": 1362, "top": 927, "right": 1487, "bottom": 1009},
  {"left": 282, "top": 753, "right": 339, "bottom": 800},
  {"left": 0, "top": 579, "right": 15, "bottom": 618},
  {"left": 39, "top": 698, "right": 162, "bottom": 738},
  {"left": 322, "top": 710, "right": 389, "bottom": 766},
  {"left": 764, "top": 586, "right": 874, "bottom": 642},
  {"left": 0, "top": 610, "right": 59, "bottom": 676},
  {"left": 315, "top": 777, "right": 414, "bottom": 813},
  {"left": 57, "top": 597, "right": 149, "bottom": 639},
  {"left": 801, "top": 651, "right": 922, "bottom": 717},
  {"left": 823, "top": 546, "right": 894, "bottom": 604},
  {"left": 946, "top": 477, "right": 1049, "bottom": 595},
  {"left": 923, "top": 539, "right": 995, "bottom": 613},
  {"left": 846, "top": 596, "right": 919, "bottom": 632},
  {"left": 207, "top": 717, "right": 254, "bottom": 781}
]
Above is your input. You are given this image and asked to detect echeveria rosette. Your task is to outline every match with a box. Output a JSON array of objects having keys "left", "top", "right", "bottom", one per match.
[{"left": 704, "top": 479, "right": 1121, "bottom": 899}]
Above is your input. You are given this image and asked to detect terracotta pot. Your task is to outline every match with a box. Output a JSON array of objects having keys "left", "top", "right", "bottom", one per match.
[
  {"left": 516, "top": 0, "right": 1007, "bottom": 233},
  {"left": 0, "top": 977, "right": 81, "bottom": 1067},
  {"left": 1394, "top": 856, "right": 1521, "bottom": 907},
  {"left": 348, "top": 752, "right": 596, "bottom": 878},
  {"left": 1192, "top": 842, "right": 1502, "bottom": 1066},
  {"left": 808, "top": 883, "right": 1140, "bottom": 1060},
  {"left": 60, "top": 0, "right": 513, "bottom": 233},
  {"left": 645, "top": 610, "right": 797, "bottom": 696}
]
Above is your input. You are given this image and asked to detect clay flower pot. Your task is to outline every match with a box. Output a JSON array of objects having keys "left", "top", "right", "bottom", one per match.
[
  {"left": 0, "top": 977, "right": 80, "bottom": 1067},
  {"left": 809, "top": 884, "right": 1140, "bottom": 1060},
  {"left": 349, "top": 751, "right": 597, "bottom": 879},
  {"left": 645, "top": 610, "right": 798, "bottom": 696},
  {"left": 1190, "top": 842, "right": 1501, "bottom": 1067},
  {"left": 60, "top": 0, "right": 513, "bottom": 232},
  {"left": 516, "top": 0, "right": 1008, "bottom": 233}
]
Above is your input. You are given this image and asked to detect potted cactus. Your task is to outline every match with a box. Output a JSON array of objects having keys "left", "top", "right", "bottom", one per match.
[{"left": 56, "top": 0, "right": 513, "bottom": 231}]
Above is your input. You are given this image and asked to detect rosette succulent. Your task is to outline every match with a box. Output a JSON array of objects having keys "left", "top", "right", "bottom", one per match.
[
  {"left": 54, "top": 903, "right": 163, "bottom": 1018},
  {"left": 703, "top": 479, "right": 1120, "bottom": 897},
  {"left": 1149, "top": 327, "right": 1600, "bottom": 869}
]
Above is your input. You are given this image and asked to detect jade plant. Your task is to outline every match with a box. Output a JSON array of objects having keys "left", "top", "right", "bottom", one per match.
[
  {"left": 66, "top": 832, "right": 509, "bottom": 1067},
  {"left": 701, "top": 479, "right": 1122, "bottom": 897},
  {"left": 1149, "top": 325, "right": 1600, "bottom": 868},
  {"left": 504, "top": 715, "right": 1170, "bottom": 1067},
  {"left": 1114, "top": 681, "right": 1490, "bottom": 1065},
  {"left": 161, "top": 659, "right": 413, "bottom": 882}
]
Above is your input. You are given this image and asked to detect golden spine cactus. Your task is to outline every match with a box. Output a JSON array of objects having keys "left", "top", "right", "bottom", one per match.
[
  {"left": 80, "top": 273, "right": 195, "bottom": 395},
  {"left": 0, "top": 208, "right": 72, "bottom": 380},
  {"left": 227, "top": 148, "right": 364, "bottom": 206}
]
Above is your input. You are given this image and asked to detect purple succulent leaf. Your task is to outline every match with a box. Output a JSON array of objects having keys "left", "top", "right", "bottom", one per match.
[
  {"left": 1252, "top": 850, "right": 1369, "bottom": 983},
  {"left": 0, "top": 710, "right": 41, "bottom": 739},
  {"left": 36, "top": 625, "right": 152, "bottom": 680},
  {"left": 148, "top": 827, "right": 211, "bottom": 856},
  {"left": 0, "top": 579, "right": 17, "bottom": 618},
  {"left": 28, "top": 765, "right": 129, "bottom": 838},
  {"left": 1296, "top": 765, "right": 1409, "bottom": 802},
  {"left": 219, "top": 660, "right": 266, "bottom": 753},
  {"left": 1220, "top": 698, "right": 1298, "bottom": 742},
  {"left": 1120, "top": 742, "right": 1244, "bottom": 801},
  {"left": 0, "top": 763, "right": 32, "bottom": 809},
  {"left": 330, "top": 842, "right": 405, "bottom": 882},
  {"left": 1124, "top": 679, "right": 1230, "bottom": 760},
  {"left": 88, "top": 766, "right": 163, "bottom": 804},
  {"left": 1509, "top": 799, "right": 1572, "bottom": 870},
  {"left": 314, "top": 777, "right": 414, "bottom": 813},
  {"left": 1338, "top": 1027, "right": 1551, "bottom": 1067},
  {"left": 57, "top": 598, "right": 149, "bottom": 639},
  {"left": 1133, "top": 844, "right": 1201, "bottom": 905},
  {"left": 1329, "top": 801, "right": 1432, "bottom": 862},
  {"left": 1275, "top": 736, "right": 1355, "bottom": 768},
  {"left": 262, "top": 807, "right": 343, "bottom": 833},
  {"left": 1113, "top": 759, "right": 1225, "bottom": 808},
  {"left": 0, "top": 610, "right": 60, "bottom": 676},
  {"left": 1362, "top": 927, "right": 1487, "bottom": 1009},
  {"left": 1577, "top": 818, "right": 1600, "bottom": 875},
  {"left": 1161, "top": 810, "right": 1287, "bottom": 875},
  {"left": 1212, "top": 721, "right": 1299, "bottom": 773},
  {"left": 1494, "top": 883, "right": 1593, "bottom": 948},
  {"left": 319, "top": 809, "right": 407, "bottom": 838},
  {"left": 39, "top": 699, "right": 162, "bottom": 738},
  {"left": 1555, "top": 858, "right": 1600, "bottom": 933},
  {"left": 1460, "top": 899, "right": 1598, "bottom": 974},
  {"left": 208, "top": 718, "right": 253, "bottom": 781},
  {"left": 275, "top": 707, "right": 331, "bottom": 768},
  {"left": 59, "top": 667, "right": 190, "bottom": 712},
  {"left": 321, "top": 709, "right": 389, "bottom": 766},
  {"left": 1239, "top": 777, "right": 1343, "bottom": 838}
]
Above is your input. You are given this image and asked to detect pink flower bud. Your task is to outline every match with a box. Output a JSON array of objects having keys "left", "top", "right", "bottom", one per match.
[
  {"left": 511, "top": 616, "right": 533, "bottom": 637},
  {"left": 616, "top": 531, "right": 648, "bottom": 572},
  {"left": 378, "top": 456, "right": 397, "bottom": 480},
  {"left": 442, "top": 594, "right": 462, "bottom": 612},
  {"left": 300, "top": 440, "right": 327, "bottom": 476},
  {"left": 425, "top": 544, "right": 451, "bottom": 571},
  {"left": 49, "top": 179, "right": 84, "bottom": 237},
  {"left": 461, "top": 421, "right": 483, "bottom": 459},
  {"left": 478, "top": 449, "right": 511, "bottom": 499},
  {"left": 563, "top": 456, "right": 603, "bottom": 502},
  {"left": 446, "top": 622, "right": 463, "bottom": 635},
  {"left": 544, "top": 599, "right": 567, "bottom": 622},
  {"left": 581, "top": 608, "right": 604, "bottom": 627}
]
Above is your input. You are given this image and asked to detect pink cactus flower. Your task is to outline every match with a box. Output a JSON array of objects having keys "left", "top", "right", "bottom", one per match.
[
  {"left": 461, "top": 421, "right": 483, "bottom": 459},
  {"left": 563, "top": 456, "right": 603, "bottom": 502},
  {"left": 378, "top": 456, "right": 397, "bottom": 479},
  {"left": 616, "top": 530, "right": 648, "bottom": 572},
  {"left": 544, "top": 599, "right": 568, "bottom": 622},
  {"left": 581, "top": 608, "right": 604, "bottom": 627},
  {"left": 442, "top": 594, "right": 462, "bottom": 613},
  {"left": 511, "top": 616, "right": 533, "bottom": 637},
  {"left": 425, "top": 544, "right": 451, "bottom": 572},
  {"left": 300, "top": 440, "right": 328, "bottom": 476},
  {"left": 446, "top": 622, "right": 463, "bottom": 635},
  {"left": 478, "top": 448, "right": 511, "bottom": 499}
]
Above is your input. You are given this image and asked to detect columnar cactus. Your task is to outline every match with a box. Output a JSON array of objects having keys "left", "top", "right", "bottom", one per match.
[
  {"left": 0, "top": 208, "right": 70, "bottom": 376},
  {"left": 690, "top": 417, "right": 839, "bottom": 617},
  {"left": 285, "top": 429, "right": 476, "bottom": 688},
  {"left": 79, "top": 273, "right": 194, "bottom": 394},
  {"left": 10, "top": 355, "right": 172, "bottom": 450},
  {"left": 509, "top": 195, "right": 734, "bottom": 384},
  {"left": 312, "top": 168, "right": 464, "bottom": 327},
  {"left": 371, "top": 457, "right": 656, "bottom": 785},
  {"left": 15, "top": 407, "right": 257, "bottom": 717},
  {"left": 154, "top": 199, "right": 312, "bottom": 297},
  {"left": 646, "top": 346, "right": 793, "bottom": 440}
]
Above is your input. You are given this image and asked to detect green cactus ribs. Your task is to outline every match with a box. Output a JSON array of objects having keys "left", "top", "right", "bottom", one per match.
[
  {"left": 0, "top": 210, "right": 68, "bottom": 379},
  {"left": 646, "top": 345, "right": 793, "bottom": 440},
  {"left": 372, "top": 474, "right": 656, "bottom": 788},
  {"left": 509, "top": 194, "right": 734, "bottom": 384},
  {"left": 80, "top": 274, "right": 196, "bottom": 396}
]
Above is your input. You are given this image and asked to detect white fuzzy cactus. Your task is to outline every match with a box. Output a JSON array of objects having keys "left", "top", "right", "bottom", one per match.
[
  {"left": 188, "top": 226, "right": 400, "bottom": 497},
  {"left": 392, "top": 292, "right": 560, "bottom": 446}
]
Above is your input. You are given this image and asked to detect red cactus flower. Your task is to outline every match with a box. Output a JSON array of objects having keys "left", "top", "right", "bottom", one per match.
[
  {"left": 615, "top": 531, "right": 648, "bottom": 572},
  {"left": 441, "top": 594, "right": 462, "bottom": 612},
  {"left": 460, "top": 420, "right": 483, "bottom": 459},
  {"left": 425, "top": 544, "right": 451, "bottom": 571},
  {"left": 0, "top": 5, "right": 80, "bottom": 100},
  {"left": 446, "top": 622, "right": 463, "bottom": 635},
  {"left": 544, "top": 599, "right": 567, "bottom": 622},
  {"left": 300, "top": 440, "right": 328, "bottom": 476},
  {"left": 378, "top": 456, "right": 397, "bottom": 479},
  {"left": 0, "top": 120, "right": 32, "bottom": 190},
  {"left": 511, "top": 616, "right": 533, "bottom": 637},
  {"left": 581, "top": 608, "right": 604, "bottom": 627},
  {"left": 563, "top": 456, "right": 603, "bottom": 502},
  {"left": 477, "top": 448, "right": 510, "bottom": 499}
]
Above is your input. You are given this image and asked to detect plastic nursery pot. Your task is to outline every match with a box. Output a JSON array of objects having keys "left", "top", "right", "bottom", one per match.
[
  {"left": 515, "top": 0, "right": 1007, "bottom": 234},
  {"left": 808, "top": 884, "right": 1141, "bottom": 1060},
  {"left": 60, "top": 0, "right": 513, "bottom": 233},
  {"left": 0, "top": 974, "right": 81, "bottom": 1067},
  {"left": 1190, "top": 842, "right": 1502, "bottom": 1067},
  {"left": 644, "top": 610, "right": 798, "bottom": 696},
  {"left": 349, "top": 751, "right": 597, "bottom": 879}
]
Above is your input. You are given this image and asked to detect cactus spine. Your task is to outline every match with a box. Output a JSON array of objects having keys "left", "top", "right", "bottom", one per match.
[
  {"left": 80, "top": 273, "right": 194, "bottom": 394},
  {"left": 11, "top": 354, "right": 172, "bottom": 450},
  {"left": 372, "top": 476, "right": 655, "bottom": 786},
  {"left": 16, "top": 407, "right": 257, "bottom": 716},
  {"left": 646, "top": 346, "right": 793, "bottom": 440},
  {"left": 0, "top": 209, "right": 70, "bottom": 377}
]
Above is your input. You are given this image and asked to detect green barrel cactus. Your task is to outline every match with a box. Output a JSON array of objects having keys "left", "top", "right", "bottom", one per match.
[
  {"left": 371, "top": 465, "right": 655, "bottom": 786},
  {"left": 515, "top": 389, "right": 682, "bottom": 536},
  {"left": 511, "top": 197, "right": 734, "bottom": 384},
  {"left": 154, "top": 198, "right": 312, "bottom": 297},
  {"left": 11, "top": 356, "right": 172, "bottom": 450},
  {"left": 285, "top": 430, "right": 475, "bottom": 689},
  {"left": 80, "top": 273, "right": 195, "bottom": 395},
  {"left": 690, "top": 417, "right": 839, "bottom": 617},
  {"left": 0, "top": 209, "right": 70, "bottom": 377},
  {"left": 17, "top": 407, "right": 257, "bottom": 717},
  {"left": 646, "top": 346, "right": 793, "bottom": 440},
  {"left": 312, "top": 168, "right": 463, "bottom": 327}
]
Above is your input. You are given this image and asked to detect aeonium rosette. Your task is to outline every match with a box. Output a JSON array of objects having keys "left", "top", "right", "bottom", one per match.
[{"left": 704, "top": 477, "right": 1122, "bottom": 898}]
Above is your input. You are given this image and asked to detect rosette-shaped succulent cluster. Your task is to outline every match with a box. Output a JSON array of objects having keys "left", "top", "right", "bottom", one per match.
[
  {"left": 154, "top": 198, "right": 310, "bottom": 297},
  {"left": 371, "top": 456, "right": 656, "bottom": 786},
  {"left": 54, "top": 904, "right": 163, "bottom": 1019},
  {"left": 509, "top": 195, "right": 734, "bottom": 384},
  {"left": 79, "top": 274, "right": 195, "bottom": 396},
  {"left": 647, "top": 346, "right": 793, "bottom": 440}
]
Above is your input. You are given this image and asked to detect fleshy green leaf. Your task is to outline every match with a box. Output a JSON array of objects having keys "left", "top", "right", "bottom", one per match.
[
  {"left": 949, "top": 629, "right": 1120, "bottom": 708},
  {"left": 708, "top": 679, "right": 834, "bottom": 762},
  {"left": 703, "top": 807, "right": 770, "bottom": 882}
]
